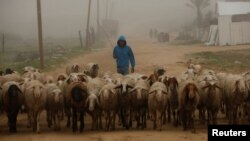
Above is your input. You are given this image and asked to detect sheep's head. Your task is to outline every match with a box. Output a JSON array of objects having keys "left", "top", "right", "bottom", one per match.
[
  {"left": 184, "top": 83, "right": 198, "bottom": 100},
  {"left": 32, "top": 85, "right": 44, "bottom": 98},
  {"left": 52, "top": 89, "right": 62, "bottom": 103},
  {"left": 8, "top": 84, "right": 22, "bottom": 97},
  {"left": 202, "top": 82, "right": 221, "bottom": 97},
  {"left": 168, "top": 77, "right": 178, "bottom": 91},
  {"left": 158, "top": 75, "right": 169, "bottom": 87},
  {"left": 115, "top": 82, "right": 133, "bottom": 96},
  {"left": 72, "top": 64, "right": 80, "bottom": 73},
  {"left": 86, "top": 93, "right": 99, "bottom": 111},
  {"left": 57, "top": 74, "right": 67, "bottom": 81},
  {"left": 235, "top": 79, "right": 247, "bottom": 99}
]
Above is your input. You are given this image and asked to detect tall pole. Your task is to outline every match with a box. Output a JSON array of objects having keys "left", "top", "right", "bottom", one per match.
[
  {"left": 79, "top": 30, "right": 83, "bottom": 48},
  {"left": 97, "top": 0, "right": 100, "bottom": 34},
  {"left": 86, "top": 0, "right": 91, "bottom": 48},
  {"left": 106, "top": 0, "right": 109, "bottom": 19},
  {"left": 2, "top": 34, "right": 4, "bottom": 53},
  {"left": 37, "top": 0, "right": 44, "bottom": 69}
]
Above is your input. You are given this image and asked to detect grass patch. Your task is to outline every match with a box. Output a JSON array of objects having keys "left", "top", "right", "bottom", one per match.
[
  {"left": 189, "top": 48, "right": 250, "bottom": 73},
  {"left": 170, "top": 40, "right": 203, "bottom": 46},
  {"left": 0, "top": 38, "right": 105, "bottom": 73}
]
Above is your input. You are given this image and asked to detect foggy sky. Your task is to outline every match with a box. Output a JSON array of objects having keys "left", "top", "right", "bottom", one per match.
[{"left": 0, "top": 0, "right": 218, "bottom": 39}]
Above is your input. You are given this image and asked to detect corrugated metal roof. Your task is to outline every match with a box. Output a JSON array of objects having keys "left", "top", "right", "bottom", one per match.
[{"left": 218, "top": 1, "right": 250, "bottom": 16}]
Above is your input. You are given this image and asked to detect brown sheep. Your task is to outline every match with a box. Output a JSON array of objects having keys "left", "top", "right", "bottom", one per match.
[{"left": 178, "top": 81, "right": 199, "bottom": 133}]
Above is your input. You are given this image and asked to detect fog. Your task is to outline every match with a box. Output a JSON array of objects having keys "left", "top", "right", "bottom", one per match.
[{"left": 0, "top": 0, "right": 218, "bottom": 40}]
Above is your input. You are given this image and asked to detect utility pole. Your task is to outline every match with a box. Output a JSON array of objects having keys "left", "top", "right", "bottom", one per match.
[
  {"left": 86, "top": 0, "right": 91, "bottom": 48},
  {"left": 79, "top": 30, "right": 83, "bottom": 48},
  {"left": 97, "top": 0, "right": 100, "bottom": 34},
  {"left": 37, "top": 0, "right": 44, "bottom": 69},
  {"left": 106, "top": 0, "right": 109, "bottom": 19},
  {"left": 2, "top": 34, "right": 4, "bottom": 53}
]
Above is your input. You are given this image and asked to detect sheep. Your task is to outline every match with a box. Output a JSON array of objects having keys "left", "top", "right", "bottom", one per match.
[
  {"left": 84, "top": 63, "right": 99, "bottom": 78},
  {"left": 62, "top": 73, "right": 90, "bottom": 128},
  {"left": 99, "top": 83, "right": 118, "bottom": 131},
  {"left": 24, "top": 80, "right": 47, "bottom": 133},
  {"left": 43, "top": 75, "right": 55, "bottom": 85},
  {"left": 129, "top": 79, "right": 149, "bottom": 129},
  {"left": 0, "top": 73, "right": 23, "bottom": 86},
  {"left": 199, "top": 81, "right": 222, "bottom": 125},
  {"left": 196, "top": 71, "right": 220, "bottom": 125},
  {"left": 87, "top": 77, "right": 105, "bottom": 92},
  {"left": 218, "top": 74, "right": 248, "bottom": 124},
  {"left": 148, "top": 81, "right": 168, "bottom": 131},
  {"left": 1, "top": 81, "right": 24, "bottom": 133},
  {"left": 188, "top": 64, "right": 202, "bottom": 75},
  {"left": 242, "top": 71, "right": 250, "bottom": 121},
  {"left": 66, "top": 64, "right": 81, "bottom": 75},
  {"left": 114, "top": 77, "right": 134, "bottom": 129},
  {"left": 66, "top": 81, "right": 89, "bottom": 132},
  {"left": 56, "top": 73, "right": 67, "bottom": 81},
  {"left": 167, "top": 77, "right": 180, "bottom": 126},
  {"left": 22, "top": 66, "right": 37, "bottom": 73},
  {"left": 45, "top": 83, "right": 64, "bottom": 131},
  {"left": 178, "top": 80, "right": 199, "bottom": 133},
  {"left": 86, "top": 89, "right": 102, "bottom": 130}
]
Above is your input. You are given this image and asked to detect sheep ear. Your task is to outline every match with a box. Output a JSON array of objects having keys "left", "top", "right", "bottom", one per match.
[
  {"left": 215, "top": 84, "right": 222, "bottom": 89},
  {"left": 202, "top": 85, "right": 210, "bottom": 90},
  {"left": 149, "top": 90, "right": 156, "bottom": 95},
  {"left": 114, "top": 84, "right": 122, "bottom": 89},
  {"left": 163, "top": 90, "right": 168, "bottom": 95},
  {"left": 127, "top": 85, "right": 133, "bottom": 89},
  {"left": 129, "top": 88, "right": 136, "bottom": 94},
  {"left": 141, "top": 76, "right": 148, "bottom": 80}
]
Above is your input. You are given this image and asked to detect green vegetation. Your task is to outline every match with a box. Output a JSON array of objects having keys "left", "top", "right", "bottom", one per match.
[
  {"left": 0, "top": 38, "right": 105, "bottom": 73},
  {"left": 189, "top": 49, "right": 250, "bottom": 73},
  {"left": 169, "top": 40, "right": 202, "bottom": 46}
]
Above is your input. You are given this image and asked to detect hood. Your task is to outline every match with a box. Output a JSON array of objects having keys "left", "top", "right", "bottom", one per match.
[{"left": 118, "top": 35, "right": 126, "bottom": 41}]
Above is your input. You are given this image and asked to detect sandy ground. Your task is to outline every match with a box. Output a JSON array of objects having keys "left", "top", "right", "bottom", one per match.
[{"left": 1, "top": 38, "right": 250, "bottom": 141}]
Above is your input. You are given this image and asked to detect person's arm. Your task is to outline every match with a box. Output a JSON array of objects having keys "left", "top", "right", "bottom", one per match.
[
  {"left": 128, "top": 47, "right": 135, "bottom": 72},
  {"left": 113, "top": 47, "right": 117, "bottom": 59}
]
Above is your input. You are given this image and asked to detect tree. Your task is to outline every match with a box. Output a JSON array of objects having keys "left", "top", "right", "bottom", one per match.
[{"left": 186, "top": 0, "right": 210, "bottom": 39}]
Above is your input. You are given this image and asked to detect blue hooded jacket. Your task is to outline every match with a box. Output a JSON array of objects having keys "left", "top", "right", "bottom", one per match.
[{"left": 113, "top": 35, "right": 135, "bottom": 69}]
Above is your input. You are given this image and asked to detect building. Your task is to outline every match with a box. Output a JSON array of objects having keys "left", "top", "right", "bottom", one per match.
[{"left": 217, "top": 1, "right": 250, "bottom": 45}]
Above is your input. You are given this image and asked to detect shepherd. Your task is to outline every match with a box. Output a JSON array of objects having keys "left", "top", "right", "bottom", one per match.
[{"left": 113, "top": 35, "right": 135, "bottom": 75}]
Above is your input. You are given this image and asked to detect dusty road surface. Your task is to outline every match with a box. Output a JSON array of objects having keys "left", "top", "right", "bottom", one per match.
[{"left": 1, "top": 38, "right": 250, "bottom": 141}]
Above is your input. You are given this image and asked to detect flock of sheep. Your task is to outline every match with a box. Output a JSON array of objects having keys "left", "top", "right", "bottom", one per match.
[{"left": 0, "top": 62, "right": 250, "bottom": 134}]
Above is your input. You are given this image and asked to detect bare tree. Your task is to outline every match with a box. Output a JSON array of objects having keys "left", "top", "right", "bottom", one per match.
[{"left": 186, "top": 0, "right": 210, "bottom": 40}]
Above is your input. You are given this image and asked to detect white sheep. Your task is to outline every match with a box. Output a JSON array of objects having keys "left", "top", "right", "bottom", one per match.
[
  {"left": 24, "top": 80, "right": 47, "bottom": 133},
  {"left": 45, "top": 83, "right": 64, "bottom": 131},
  {"left": 148, "top": 81, "right": 168, "bottom": 131}
]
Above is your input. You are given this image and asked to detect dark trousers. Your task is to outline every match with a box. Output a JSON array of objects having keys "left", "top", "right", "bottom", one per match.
[{"left": 117, "top": 67, "right": 129, "bottom": 75}]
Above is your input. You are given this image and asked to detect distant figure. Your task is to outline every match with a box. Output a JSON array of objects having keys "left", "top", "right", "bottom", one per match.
[
  {"left": 154, "top": 28, "right": 158, "bottom": 39},
  {"left": 113, "top": 35, "right": 135, "bottom": 75},
  {"left": 5, "top": 68, "right": 14, "bottom": 75},
  {"left": 149, "top": 28, "right": 153, "bottom": 39},
  {"left": 90, "top": 26, "right": 95, "bottom": 46}
]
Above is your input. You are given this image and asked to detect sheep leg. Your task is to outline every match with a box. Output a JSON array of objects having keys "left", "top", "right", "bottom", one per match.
[
  {"left": 79, "top": 111, "right": 84, "bottom": 132},
  {"left": 142, "top": 108, "right": 147, "bottom": 129},
  {"left": 112, "top": 111, "right": 116, "bottom": 130},
  {"left": 151, "top": 111, "right": 156, "bottom": 130},
  {"left": 37, "top": 112, "right": 40, "bottom": 133},
  {"left": 167, "top": 106, "right": 171, "bottom": 123},
  {"left": 72, "top": 108, "right": 77, "bottom": 132},
  {"left": 47, "top": 111, "right": 52, "bottom": 128},
  {"left": 27, "top": 111, "right": 32, "bottom": 128},
  {"left": 212, "top": 110, "right": 218, "bottom": 125}
]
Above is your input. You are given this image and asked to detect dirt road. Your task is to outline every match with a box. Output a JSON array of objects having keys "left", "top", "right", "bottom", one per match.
[{"left": 1, "top": 39, "right": 250, "bottom": 141}]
